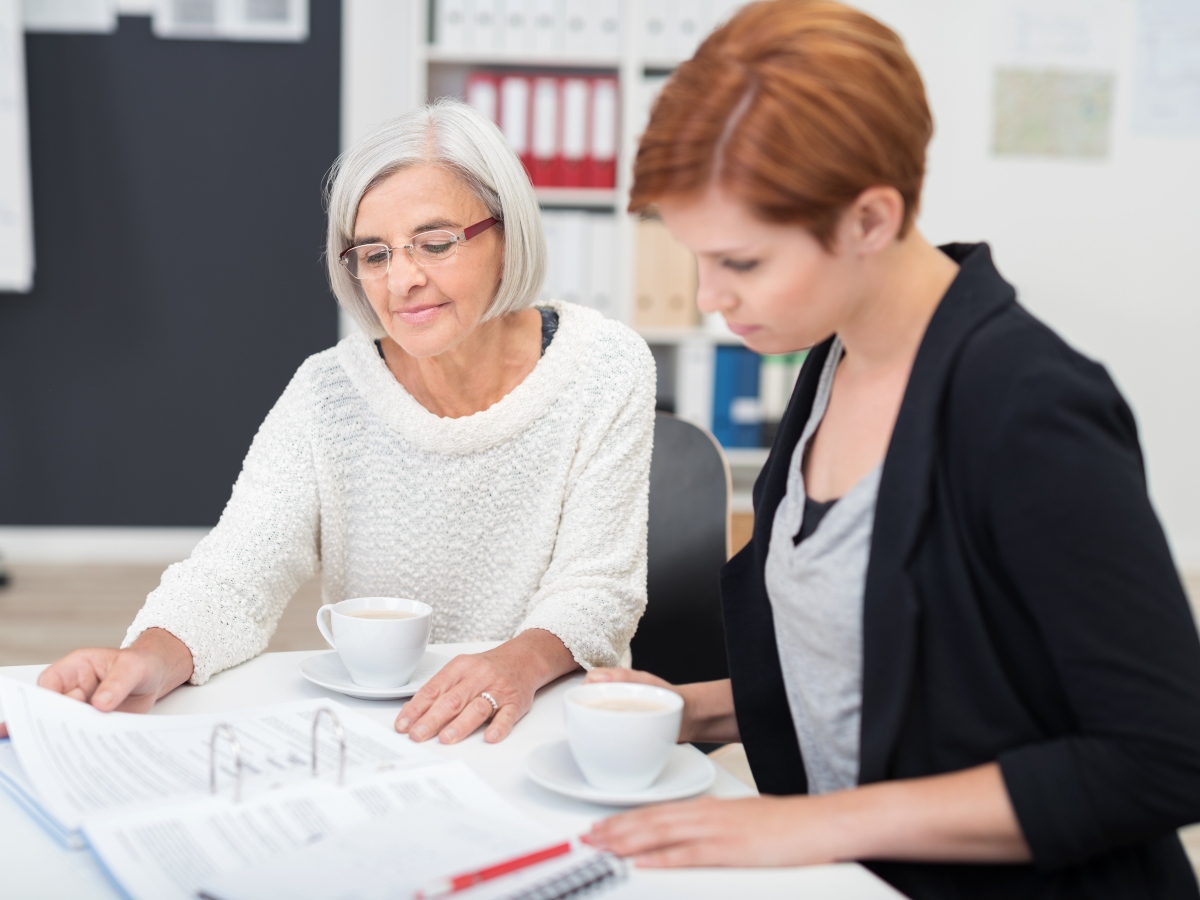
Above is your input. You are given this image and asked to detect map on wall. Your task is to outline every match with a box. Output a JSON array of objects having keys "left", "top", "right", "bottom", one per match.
[
  {"left": 993, "top": 69, "right": 1114, "bottom": 157},
  {"left": 0, "top": 0, "right": 33, "bottom": 291},
  {"left": 987, "top": 0, "right": 1119, "bottom": 159}
]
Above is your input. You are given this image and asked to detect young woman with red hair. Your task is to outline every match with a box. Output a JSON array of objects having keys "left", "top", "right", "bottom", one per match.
[{"left": 583, "top": 2, "right": 1200, "bottom": 897}]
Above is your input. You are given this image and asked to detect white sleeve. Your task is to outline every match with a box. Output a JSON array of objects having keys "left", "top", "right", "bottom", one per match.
[
  {"left": 122, "top": 368, "right": 321, "bottom": 684},
  {"left": 517, "top": 341, "right": 656, "bottom": 669}
]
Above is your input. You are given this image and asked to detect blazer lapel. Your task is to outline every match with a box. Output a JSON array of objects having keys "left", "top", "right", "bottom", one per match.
[
  {"left": 858, "top": 243, "right": 1017, "bottom": 784},
  {"left": 752, "top": 337, "right": 834, "bottom": 545}
]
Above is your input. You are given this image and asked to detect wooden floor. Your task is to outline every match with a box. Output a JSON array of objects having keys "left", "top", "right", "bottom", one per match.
[{"left": 0, "top": 565, "right": 328, "bottom": 665}]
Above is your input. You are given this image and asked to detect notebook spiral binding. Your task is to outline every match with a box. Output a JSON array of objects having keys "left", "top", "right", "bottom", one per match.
[{"left": 500, "top": 852, "right": 626, "bottom": 900}]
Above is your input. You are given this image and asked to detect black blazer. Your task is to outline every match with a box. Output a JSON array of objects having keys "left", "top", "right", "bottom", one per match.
[{"left": 720, "top": 243, "right": 1200, "bottom": 899}]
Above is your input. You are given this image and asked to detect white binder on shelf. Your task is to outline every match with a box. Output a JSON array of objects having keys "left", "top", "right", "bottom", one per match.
[
  {"left": 643, "top": 0, "right": 674, "bottom": 62},
  {"left": 530, "top": 0, "right": 562, "bottom": 57},
  {"left": 434, "top": 0, "right": 467, "bottom": 50},
  {"left": 677, "top": 339, "right": 716, "bottom": 432},
  {"left": 502, "top": 0, "right": 534, "bottom": 55},
  {"left": 563, "top": 0, "right": 619, "bottom": 60},
  {"left": 675, "top": 0, "right": 711, "bottom": 60},
  {"left": 593, "top": 0, "right": 620, "bottom": 59},
  {"left": 464, "top": 0, "right": 503, "bottom": 53},
  {"left": 586, "top": 213, "right": 618, "bottom": 319}
]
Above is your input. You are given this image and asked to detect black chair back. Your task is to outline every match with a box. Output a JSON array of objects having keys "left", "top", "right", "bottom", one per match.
[{"left": 631, "top": 412, "right": 732, "bottom": 685}]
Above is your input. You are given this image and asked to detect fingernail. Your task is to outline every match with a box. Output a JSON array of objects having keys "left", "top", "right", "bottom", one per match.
[
  {"left": 441, "top": 729, "right": 456, "bottom": 742},
  {"left": 94, "top": 691, "right": 112, "bottom": 709},
  {"left": 485, "top": 729, "right": 498, "bottom": 742},
  {"left": 411, "top": 726, "right": 426, "bottom": 740},
  {"left": 395, "top": 718, "right": 409, "bottom": 732}
]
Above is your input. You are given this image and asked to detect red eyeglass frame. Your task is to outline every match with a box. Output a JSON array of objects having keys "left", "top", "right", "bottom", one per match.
[{"left": 338, "top": 216, "right": 500, "bottom": 271}]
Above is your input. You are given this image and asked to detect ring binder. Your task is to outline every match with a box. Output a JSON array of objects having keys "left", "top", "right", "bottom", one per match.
[
  {"left": 311, "top": 707, "right": 347, "bottom": 787},
  {"left": 209, "top": 723, "right": 244, "bottom": 803}
]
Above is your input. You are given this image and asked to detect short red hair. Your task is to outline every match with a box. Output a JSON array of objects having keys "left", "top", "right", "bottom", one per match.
[{"left": 630, "top": 0, "right": 933, "bottom": 246}]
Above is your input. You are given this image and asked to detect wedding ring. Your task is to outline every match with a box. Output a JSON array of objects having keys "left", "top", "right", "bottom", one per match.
[{"left": 480, "top": 691, "right": 499, "bottom": 718}]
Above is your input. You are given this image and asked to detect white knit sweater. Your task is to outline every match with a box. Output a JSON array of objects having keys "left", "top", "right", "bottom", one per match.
[{"left": 124, "top": 301, "right": 656, "bottom": 684}]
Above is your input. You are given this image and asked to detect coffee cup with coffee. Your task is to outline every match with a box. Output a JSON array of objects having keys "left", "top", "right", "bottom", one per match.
[
  {"left": 315, "top": 597, "right": 432, "bottom": 688},
  {"left": 564, "top": 683, "right": 684, "bottom": 792}
]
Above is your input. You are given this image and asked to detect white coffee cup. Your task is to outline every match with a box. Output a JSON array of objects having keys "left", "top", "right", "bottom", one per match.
[
  {"left": 315, "top": 597, "right": 432, "bottom": 688},
  {"left": 564, "top": 683, "right": 684, "bottom": 792}
]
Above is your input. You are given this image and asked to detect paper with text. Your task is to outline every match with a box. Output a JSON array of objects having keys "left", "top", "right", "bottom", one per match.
[
  {"left": 85, "top": 760, "right": 558, "bottom": 900},
  {"left": 0, "top": 678, "right": 437, "bottom": 833}
]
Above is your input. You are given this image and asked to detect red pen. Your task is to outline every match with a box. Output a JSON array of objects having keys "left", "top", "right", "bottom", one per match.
[{"left": 413, "top": 840, "right": 573, "bottom": 899}]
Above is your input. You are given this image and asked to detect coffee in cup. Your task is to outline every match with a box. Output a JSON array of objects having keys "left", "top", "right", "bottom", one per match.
[
  {"left": 564, "top": 683, "right": 684, "bottom": 792},
  {"left": 316, "top": 597, "right": 432, "bottom": 688}
]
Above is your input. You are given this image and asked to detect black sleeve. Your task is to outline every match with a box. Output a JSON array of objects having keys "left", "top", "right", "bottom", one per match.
[{"left": 983, "top": 352, "right": 1200, "bottom": 870}]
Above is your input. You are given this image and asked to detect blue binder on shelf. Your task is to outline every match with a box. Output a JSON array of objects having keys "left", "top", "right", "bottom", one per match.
[{"left": 711, "top": 346, "right": 763, "bottom": 448}]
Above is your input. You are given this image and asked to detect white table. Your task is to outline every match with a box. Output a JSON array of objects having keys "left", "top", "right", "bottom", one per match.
[{"left": 0, "top": 645, "right": 905, "bottom": 899}]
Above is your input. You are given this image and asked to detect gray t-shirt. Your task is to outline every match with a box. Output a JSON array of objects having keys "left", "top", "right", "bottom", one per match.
[{"left": 763, "top": 338, "right": 880, "bottom": 794}]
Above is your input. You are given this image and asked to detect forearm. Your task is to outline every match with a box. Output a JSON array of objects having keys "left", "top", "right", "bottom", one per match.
[
  {"left": 131, "top": 628, "right": 195, "bottom": 698},
  {"left": 678, "top": 679, "right": 740, "bottom": 744},
  {"left": 821, "top": 762, "right": 1031, "bottom": 863},
  {"left": 508, "top": 628, "right": 581, "bottom": 688}
]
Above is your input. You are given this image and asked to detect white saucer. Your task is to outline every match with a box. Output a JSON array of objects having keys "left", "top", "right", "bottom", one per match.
[
  {"left": 299, "top": 650, "right": 449, "bottom": 700},
  {"left": 526, "top": 740, "right": 716, "bottom": 806}
]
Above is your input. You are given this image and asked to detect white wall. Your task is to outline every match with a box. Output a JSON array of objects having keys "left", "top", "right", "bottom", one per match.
[{"left": 849, "top": 0, "right": 1200, "bottom": 569}]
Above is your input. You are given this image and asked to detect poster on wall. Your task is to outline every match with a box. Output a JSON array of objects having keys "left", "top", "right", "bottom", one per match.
[
  {"left": 22, "top": 0, "right": 116, "bottom": 32},
  {"left": 0, "top": 0, "right": 34, "bottom": 292},
  {"left": 152, "top": 0, "right": 308, "bottom": 42},
  {"left": 1134, "top": 0, "right": 1200, "bottom": 137},
  {"left": 988, "top": 0, "right": 1120, "bottom": 159}
]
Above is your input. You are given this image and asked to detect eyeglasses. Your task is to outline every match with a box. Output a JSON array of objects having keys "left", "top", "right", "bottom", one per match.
[{"left": 338, "top": 216, "right": 500, "bottom": 281}]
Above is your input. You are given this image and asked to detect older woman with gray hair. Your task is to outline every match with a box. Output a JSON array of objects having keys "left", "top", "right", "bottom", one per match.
[{"left": 21, "top": 99, "right": 655, "bottom": 746}]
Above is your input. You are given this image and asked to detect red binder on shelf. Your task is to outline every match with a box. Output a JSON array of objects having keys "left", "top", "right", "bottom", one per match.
[
  {"left": 559, "top": 77, "right": 590, "bottom": 187},
  {"left": 499, "top": 74, "right": 533, "bottom": 178},
  {"left": 530, "top": 75, "right": 560, "bottom": 186},
  {"left": 587, "top": 76, "right": 618, "bottom": 188},
  {"left": 464, "top": 71, "right": 500, "bottom": 127}
]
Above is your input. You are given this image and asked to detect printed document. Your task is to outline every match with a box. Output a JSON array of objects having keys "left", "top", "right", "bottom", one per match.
[{"left": 0, "top": 678, "right": 436, "bottom": 834}]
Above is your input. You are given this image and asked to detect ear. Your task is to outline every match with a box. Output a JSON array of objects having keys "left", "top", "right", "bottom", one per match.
[{"left": 838, "top": 186, "right": 905, "bottom": 256}]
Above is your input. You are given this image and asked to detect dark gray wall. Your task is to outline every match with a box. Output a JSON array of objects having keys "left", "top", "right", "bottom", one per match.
[{"left": 0, "top": 9, "right": 341, "bottom": 526}]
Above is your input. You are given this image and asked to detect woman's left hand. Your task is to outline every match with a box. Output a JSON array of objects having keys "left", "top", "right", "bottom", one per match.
[
  {"left": 395, "top": 629, "right": 577, "bottom": 744},
  {"left": 585, "top": 762, "right": 1032, "bottom": 867},
  {"left": 583, "top": 795, "right": 842, "bottom": 868}
]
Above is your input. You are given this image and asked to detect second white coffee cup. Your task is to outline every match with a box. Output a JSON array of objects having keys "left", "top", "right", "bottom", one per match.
[
  {"left": 315, "top": 596, "right": 432, "bottom": 688},
  {"left": 565, "top": 682, "right": 684, "bottom": 792}
]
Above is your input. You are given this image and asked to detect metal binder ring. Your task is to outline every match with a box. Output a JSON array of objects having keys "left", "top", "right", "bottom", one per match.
[
  {"left": 480, "top": 691, "right": 499, "bottom": 719},
  {"left": 209, "top": 723, "right": 244, "bottom": 803},
  {"left": 311, "top": 707, "right": 347, "bottom": 787}
]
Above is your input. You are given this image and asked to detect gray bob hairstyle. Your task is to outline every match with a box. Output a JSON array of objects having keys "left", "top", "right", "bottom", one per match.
[{"left": 325, "top": 98, "right": 547, "bottom": 338}]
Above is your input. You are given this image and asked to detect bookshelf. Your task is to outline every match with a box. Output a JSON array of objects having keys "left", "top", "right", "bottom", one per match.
[{"left": 375, "top": 1, "right": 771, "bottom": 495}]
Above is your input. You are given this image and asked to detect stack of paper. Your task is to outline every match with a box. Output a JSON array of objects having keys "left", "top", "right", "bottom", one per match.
[{"left": 0, "top": 679, "right": 626, "bottom": 900}]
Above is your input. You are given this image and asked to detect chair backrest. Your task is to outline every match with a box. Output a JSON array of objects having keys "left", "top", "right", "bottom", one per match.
[{"left": 630, "top": 412, "right": 732, "bottom": 685}]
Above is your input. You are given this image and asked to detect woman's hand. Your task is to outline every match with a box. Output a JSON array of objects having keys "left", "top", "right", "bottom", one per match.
[
  {"left": 585, "top": 669, "right": 739, "bottom": 745},
  {"left": 0, "top": 628, "right": 194, "bottom": 738},
  {"left": 585, "top": 763, "right": 1031, "bottom": 868},
  {"left": 585, "top": 795, "right": 839, "bottom": 867},
  {"left": 395, "top": 628, "right": 578, "bottom": 744}
]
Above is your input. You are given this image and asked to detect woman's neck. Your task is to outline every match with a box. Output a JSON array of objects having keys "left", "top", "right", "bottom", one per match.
[
  {"left": 380, "top": 307, "right": 543, "bottom": 418},
  {"left": 836, "top": 233, "right": 960, "bottom": 376}
]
